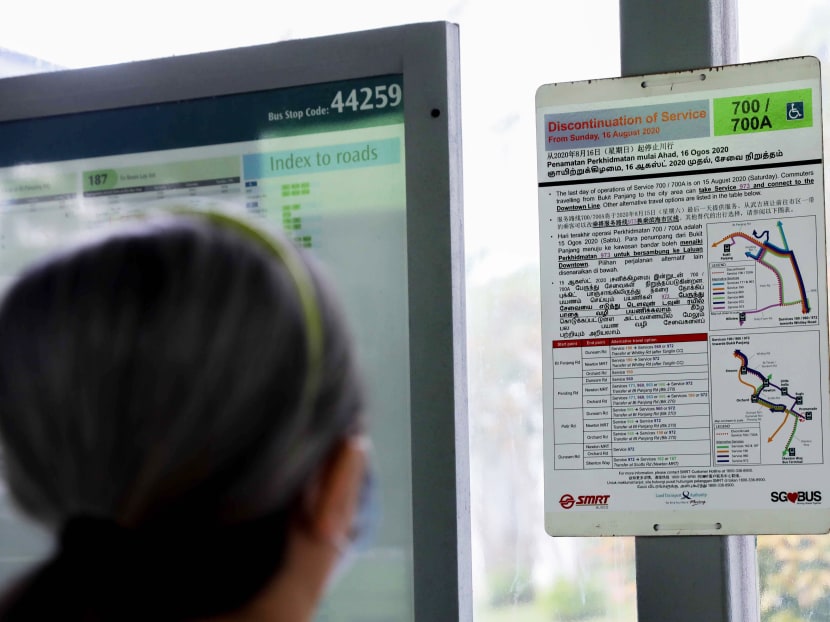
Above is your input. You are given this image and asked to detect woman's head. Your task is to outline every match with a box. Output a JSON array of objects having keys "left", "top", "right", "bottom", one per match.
[{"left": 0, "top": 212, "right": 366, "bottom": 619}]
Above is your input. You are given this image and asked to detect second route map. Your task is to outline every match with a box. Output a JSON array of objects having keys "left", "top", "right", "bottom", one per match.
[{"left": 711, "top": 332, "right": 822, "bottom": 465}]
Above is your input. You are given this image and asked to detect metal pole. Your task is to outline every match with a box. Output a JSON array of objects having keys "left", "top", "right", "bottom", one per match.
[
  {"left": 620, "top": 0, "right": 737, "bottom": 74},
  {"left": 618, "top": 2, "right": 757, "bottom": 622}
]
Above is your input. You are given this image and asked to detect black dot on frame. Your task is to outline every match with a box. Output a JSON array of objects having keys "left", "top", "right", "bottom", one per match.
[{"left": 430, "top": 108, "right": 441, "bottom": 118}]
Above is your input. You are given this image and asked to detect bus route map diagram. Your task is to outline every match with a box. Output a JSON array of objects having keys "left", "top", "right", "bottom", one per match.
[
  {"left": 710, "top": 332, "right": 822, "bottom": 466},
  {"left": 708, "top": 217, "right": 818, "bottom": 331}
]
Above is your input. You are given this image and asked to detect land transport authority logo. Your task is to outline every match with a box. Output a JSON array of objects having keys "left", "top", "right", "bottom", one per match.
[{"left": 559, "top": 493, "right": 610, "bottom": 510}]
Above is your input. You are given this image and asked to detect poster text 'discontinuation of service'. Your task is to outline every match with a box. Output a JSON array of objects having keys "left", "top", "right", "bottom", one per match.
[{"left": 537, "top": 58, "right": 830, "bottom": 536}]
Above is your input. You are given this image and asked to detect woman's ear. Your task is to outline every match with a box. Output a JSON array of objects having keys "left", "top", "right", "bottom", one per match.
[{"left": 303, "top": 437, "right": 367, "bottom": 547}]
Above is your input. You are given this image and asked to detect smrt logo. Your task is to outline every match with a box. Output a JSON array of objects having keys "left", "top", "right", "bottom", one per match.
[
  {"left": 559, "top": 493, "right": 610, "bottom": 510},
  {"left": 770, "top": 490, "right": 822, "bottom": 504}
]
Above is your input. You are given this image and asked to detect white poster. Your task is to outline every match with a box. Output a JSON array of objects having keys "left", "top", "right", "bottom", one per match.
[{"left": 537, "top": 57, "right": 830, "bottom": 535}]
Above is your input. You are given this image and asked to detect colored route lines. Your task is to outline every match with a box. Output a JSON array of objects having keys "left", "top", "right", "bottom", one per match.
[
  {"left": 708, "top": 217, "right": 817, "bottom": 330},
  {"left": 733, "top": 349, "right": 805, "bottom": 457},
  {"left": 710, "top": 332, "right": 821, "bottom": 466}
]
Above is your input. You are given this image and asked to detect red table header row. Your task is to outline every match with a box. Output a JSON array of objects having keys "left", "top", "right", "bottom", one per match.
[{"left": 553, "top": 333, "right": 708, "bottom": 348}]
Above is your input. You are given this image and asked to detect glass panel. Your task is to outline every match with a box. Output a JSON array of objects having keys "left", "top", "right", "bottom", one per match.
[
  {"left": 1, "top": 1, "right": 636, "bottom": 620},
  {"left": 739, "top": 1, "right": 830, "bottom": 620},
  {"left": 466, "top": 4, "right": 636, "bottom": 618}
]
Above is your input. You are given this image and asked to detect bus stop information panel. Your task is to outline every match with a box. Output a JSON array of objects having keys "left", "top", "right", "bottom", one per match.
[{"left": 537, "top": 57, "right": 830, "bottom": 536}]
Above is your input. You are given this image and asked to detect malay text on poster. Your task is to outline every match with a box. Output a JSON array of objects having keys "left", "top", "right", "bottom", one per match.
[{"left": 538, "top": 59, "right": 830, "bottom": 535}]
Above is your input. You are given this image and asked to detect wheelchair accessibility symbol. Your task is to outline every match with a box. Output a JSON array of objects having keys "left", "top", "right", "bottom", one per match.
[{"left": 787, "top": 101, "right": 804, "bottom": 120}]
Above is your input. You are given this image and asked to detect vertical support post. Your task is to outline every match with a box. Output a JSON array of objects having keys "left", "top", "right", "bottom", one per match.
[
  {"left": 617, "top": 2, "right": 757, "bottom": 622},
  {"left": 619, "top": 0, "right": 737, "bottom": 74},
  {"left": 635, "top": 535, "right": 759, "bottom": 622},
  {"left": 635, "top": 536, "right": 730, "bottom": 621},
  {"left": 405, "top": 22, "right": 471, "bottom": 622}
]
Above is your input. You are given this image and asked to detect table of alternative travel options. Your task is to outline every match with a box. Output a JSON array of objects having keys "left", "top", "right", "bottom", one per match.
[{"left": 552, "top": 333, "right": 711, "bottom": 470}]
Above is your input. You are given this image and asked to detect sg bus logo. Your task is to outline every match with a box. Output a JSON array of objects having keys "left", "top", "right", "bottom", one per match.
[{"left": 770, "top": 490, "right": 822, "bottom": 504}]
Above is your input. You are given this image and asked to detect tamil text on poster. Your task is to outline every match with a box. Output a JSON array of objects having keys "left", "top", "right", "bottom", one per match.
[{"left": 537, "top": 58, "right": 830, "bottom": 535}]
